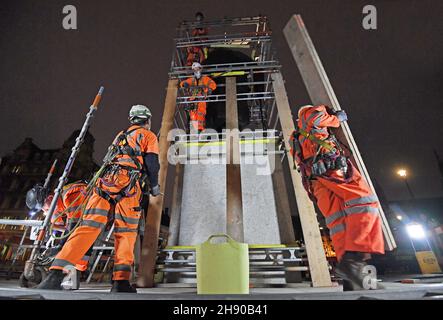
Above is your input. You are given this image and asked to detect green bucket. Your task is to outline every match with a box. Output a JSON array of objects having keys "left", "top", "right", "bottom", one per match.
[{"left": 196, "top": 234, "right": 249, "bottom": 294}]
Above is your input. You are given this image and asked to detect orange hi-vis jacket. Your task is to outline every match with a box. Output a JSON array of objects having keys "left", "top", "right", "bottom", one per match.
[
  {"left": 186, "top": 46, "right": 205, "bottom": 66},
  {"left": 112, "top": 125, "right": 160, "bottom": 170},
  {"left": 192, "top": 27, "right": 209, "bottom": 37},
  {"left": 186, "top": 27, "right": 209, "bottom": 66},
  {"left": 292, "top": 105, "right": 385, "bottom": 261},
  {"left": 180, "top": 76, "right": 216, "bottom": 131},
  {"left": 51, "top": 182, "right": 88, "bottom": 227},
  {"left": 180, "top": 76, "right": 216, "bottom": 97},
  {"left": 296, "top": 105, "right": 340, "bottom": 161}
]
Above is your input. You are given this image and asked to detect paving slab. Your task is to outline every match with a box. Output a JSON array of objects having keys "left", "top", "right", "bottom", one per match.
[{"left": 1, "top": 279, "right": 443, "bottom": 300}]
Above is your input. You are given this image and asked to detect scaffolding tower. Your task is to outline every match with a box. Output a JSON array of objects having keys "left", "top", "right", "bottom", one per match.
[{"left": 137, "top": 14, "right": 396, "bottom": 289}]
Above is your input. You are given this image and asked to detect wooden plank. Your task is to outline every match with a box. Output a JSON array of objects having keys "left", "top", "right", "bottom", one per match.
[
  {"left": 167, "top": 163, "right": 184, "bottom": 246},
  {"left": 283, "top": 14, "right": 396, "bottom": 251},
  {"left": 225, "top": 77, "right": 244, "bottom": 242},
  {"left": 137, "top": 79, "right": 178, "bottom": 287},
  {"left": 272, "top": 72, "right": 332, "bottom": 287},
  {"left": 271, "top": 154, "right": 296, "bottom": 244}
]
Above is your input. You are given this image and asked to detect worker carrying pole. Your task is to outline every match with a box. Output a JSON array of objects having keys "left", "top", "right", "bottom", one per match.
[
  {"left": 289, "top": 105, "right": 385, "bottom": 291},
  {"left": 23, "top": 87, "right": 104, "bottom": 284},
  {"left": 180, "top": 62, "right": 216, "bottom": 133},
  {"left": 37, "top": 104, "right": 161, "bottom": 293}
]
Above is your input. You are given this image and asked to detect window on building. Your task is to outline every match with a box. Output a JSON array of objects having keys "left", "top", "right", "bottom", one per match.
[{"left": 12, "top": 165, "right": 23, "bottom": 174}]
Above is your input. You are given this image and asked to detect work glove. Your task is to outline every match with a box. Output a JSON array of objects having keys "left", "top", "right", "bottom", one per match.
[
  {"left": 335, "top": 110, "right": 348, "bottom": 122},
  {"left": 150, "top": 184, "right": 161, "bottom": 197},
  {"left": 311, "top": 159, "right": 327, "bottom": 176}
]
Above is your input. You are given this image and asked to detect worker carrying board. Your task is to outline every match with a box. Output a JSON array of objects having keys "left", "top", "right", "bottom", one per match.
[
  {"left": 289, "top": 104, "right": 385, "bottom": 291},
  {"left": 37, "top": 105, "right": 161, "bottom": 293}
]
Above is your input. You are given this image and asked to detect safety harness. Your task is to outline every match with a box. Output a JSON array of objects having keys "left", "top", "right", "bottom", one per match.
[
  {"left": 290, "top": 123, "right": 353, "bottom": 200},
  {"left": 98, "top": 126, "right": 147, "bottom": 226}
]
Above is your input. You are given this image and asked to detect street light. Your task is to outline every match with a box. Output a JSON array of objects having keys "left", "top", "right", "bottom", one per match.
[
  {"left": 397, "top": 169, "right": 407, "bottom": 177},
  {"left": 406, "top": 223, "right": 426, "bottom": 239},
  {"left": 397, "top": 168, "right": 415, "bottom": 199}
]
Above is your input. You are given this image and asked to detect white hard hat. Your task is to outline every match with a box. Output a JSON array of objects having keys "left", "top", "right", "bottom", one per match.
[
  {"left": 192, "top": 62, "right": 202, "bottom": 70},
  {"left": 129, "top": 104, "right": 152, "bottom": 123},
  {"left": 297, "top": 105, "right": 313, "bottom": 118}
]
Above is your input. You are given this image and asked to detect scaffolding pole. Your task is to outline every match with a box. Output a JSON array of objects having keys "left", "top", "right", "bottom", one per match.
[{"left": 225, "top": 77, "right": 244, "bottom": 242}]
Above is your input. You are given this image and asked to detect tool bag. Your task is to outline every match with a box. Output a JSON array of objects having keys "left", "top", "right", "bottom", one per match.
[{"left": 196, "top": 234, "right": 249, "bottom": 294}]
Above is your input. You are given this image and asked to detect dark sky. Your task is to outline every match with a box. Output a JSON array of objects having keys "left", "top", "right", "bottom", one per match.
[{"left": 0, "top": 0, "right": 442, "bottom": 202}]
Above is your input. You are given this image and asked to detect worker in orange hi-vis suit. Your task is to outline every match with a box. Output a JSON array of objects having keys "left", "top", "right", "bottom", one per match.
[
  {"left": 186, "top": 46, "right": 205, "bottom": 66},
  {"left": 180, "top": 62, "right": 216, "bottom": 133},
  {"left": 43, "top": 182, "right": 91, "bottom": 273},
  {"left": 185, "top": 11, "right": 209, "bottom": 66},
  {"left": 38, "top": 105, "right": 161, "bottom": 293},
  {"left": 289, "top": 105, "right": 385, "bottom": 291}
]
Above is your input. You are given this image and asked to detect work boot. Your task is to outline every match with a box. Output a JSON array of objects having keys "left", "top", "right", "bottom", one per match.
[
  {"left": 36, "top": 269, "right": 65, "bottom": 290},
  {"left": 61, "top": 269, "right": 81, "bottom": 290},
  {"left": 110, "top": 280, "right": 137, "bottom": 293},
  {"left": 335, "top": 252, "right": 383, "bottom": 291}
]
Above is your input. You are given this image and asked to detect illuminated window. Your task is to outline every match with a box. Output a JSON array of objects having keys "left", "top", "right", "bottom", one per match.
[{"left": 11, "top": 165, "right": 21, "bottom": 174}]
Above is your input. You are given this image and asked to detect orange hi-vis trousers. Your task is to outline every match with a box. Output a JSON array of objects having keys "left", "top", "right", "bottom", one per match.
[
  {"left": 63, "top": 220, "right": 91, "bottom": 272},
  {"left": 189, "top": 101, "right": 207, "bottom": 132},
  {"left": 62, "top": 185, "right": 91, "bottom": 272},
  {"left": 312, "top": 164, "right": 385, "bottom": 261},
  {"left": 50, "top": 168, "right": 142, "bottom": 280}
]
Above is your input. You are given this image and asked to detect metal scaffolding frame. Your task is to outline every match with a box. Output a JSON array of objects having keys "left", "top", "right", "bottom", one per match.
[
  {"left": 176, "top": 16, "right": 270, "bottom": 35},
  {"left": 171, "top": 15, "right": 275, "bottom": 71}
]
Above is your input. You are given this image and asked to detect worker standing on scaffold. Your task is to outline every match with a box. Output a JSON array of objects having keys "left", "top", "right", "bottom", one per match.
[
  {"left": 289, "top": 104, "right": 385, "bottom": 291},
  {"left": 37, "top": 105, "right": 160, "bottom": 293},
  {"left": 186, "top": 12, "right": 209, "bottom": 66},
  {"left": 180, "top": 62, "right": 216, "bottom": 133}
]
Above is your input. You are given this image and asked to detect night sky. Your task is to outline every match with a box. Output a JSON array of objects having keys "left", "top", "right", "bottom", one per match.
[{"left": 0, "top": 0, "right": 442, "bottom": 202}]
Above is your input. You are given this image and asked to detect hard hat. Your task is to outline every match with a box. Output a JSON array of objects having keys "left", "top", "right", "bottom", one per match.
[
  {"left": 192, "top": 62, "right": 202, "bottom": 71},
  {"left": 297, "top": 105, "right": 313, "bottom": 118},
  {"left": 129, "top": 104, "right": 152, "bottom": 123},
  {"left": 25, "top": 183, "right": 48, "bottom": 211},
  {"left": 195, "top": 12, "right": 204, "bottom": 21}
]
